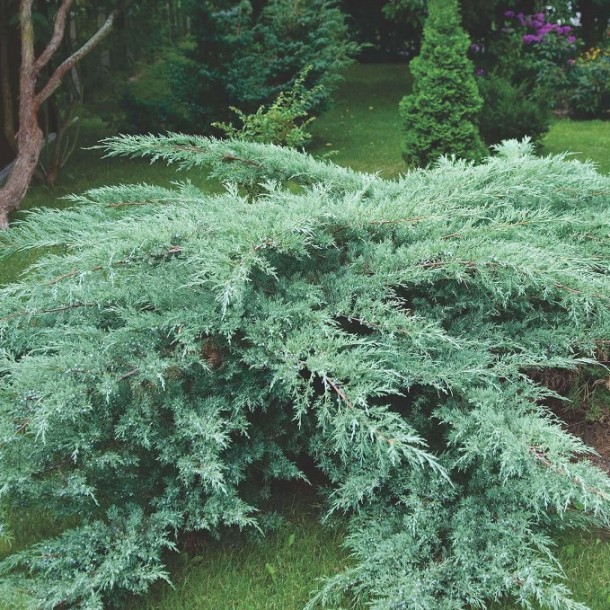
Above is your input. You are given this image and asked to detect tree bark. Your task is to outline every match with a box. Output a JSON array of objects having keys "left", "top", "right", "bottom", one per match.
[
  {"left": 0, "top": 0, "right": 37, "bottom": 229},
  {"left": 0, "top": 121, "right": 43, "bottom": 229},
  {"left": 0, "top": 0, "right": 119, "bottom": 229},
  {"left": 0, "top": 0, "right": 17, "bottom": 156}
]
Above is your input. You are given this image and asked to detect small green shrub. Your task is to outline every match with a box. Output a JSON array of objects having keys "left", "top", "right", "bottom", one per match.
[
  {"left": 567, "top": 47, "right": 610, "bottom": 119},
  {"left": 478, "top": 72, "right": 552, "bottom": 145},
  {"left": 399, "top": 0, "right": 486, "bottom": 167},
  {"left": 1, "top": 136, "right": 610, "bottom": 609},
  {"left": 213, "top": 70, "right": 324, "bottom": 148}
]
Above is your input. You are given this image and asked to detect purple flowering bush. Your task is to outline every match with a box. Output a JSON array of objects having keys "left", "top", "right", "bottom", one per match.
[
  {"left": 498, "top": 11, "right": 609, "bottom": 119},
  {"left": 502, "top": 10, "right": 578, "bottom": 96},
  {"left": 513, "top": 11, "right": 577, "bottom": 46}
]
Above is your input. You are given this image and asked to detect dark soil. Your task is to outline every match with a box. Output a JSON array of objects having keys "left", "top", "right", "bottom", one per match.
[
  {"left": 559, "top": 405, "right": 610, "bottom": 474},
  {"left": 532, "top": 360, "right": 610, "bottom": 474}
]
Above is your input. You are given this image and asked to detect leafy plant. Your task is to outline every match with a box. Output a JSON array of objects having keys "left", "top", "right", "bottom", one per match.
[
  {"left": 567, "top": 46, "right": 610, "bottom": 119},
  {"left": 399, "top": 0, "right": 486, "bottom": 167},
  {"left": 213, "top": 69, "right": 324, "bottom": 148},
  {"left": 1, "top": 135, "right": 610, "bottom": 609}
]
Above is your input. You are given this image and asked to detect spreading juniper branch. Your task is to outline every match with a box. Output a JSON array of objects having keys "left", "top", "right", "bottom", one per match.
[
  {"left": 95, "top": 133, "right": 375, "bottom": 194},
  {"left": 1, "top": 138, "right": 610, "bottom": 609}
]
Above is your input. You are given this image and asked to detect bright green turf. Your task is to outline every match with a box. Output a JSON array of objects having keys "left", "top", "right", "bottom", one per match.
[
  {"left": 310, "top": 63, "right": 410, "bottom": 178},
  {"left": 542, "top": 118, "right": 610, "bottom": 175},
  {"left": 2, "top": 63, "right": 610, "bottom": 610},
  {"left": 136, "top": 497, "right": 361, "bottom": 610}
]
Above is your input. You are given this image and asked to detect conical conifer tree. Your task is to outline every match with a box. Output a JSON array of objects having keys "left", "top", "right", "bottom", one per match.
[{"left": 400, "top": 0, "right": 487, "bottom": 166}]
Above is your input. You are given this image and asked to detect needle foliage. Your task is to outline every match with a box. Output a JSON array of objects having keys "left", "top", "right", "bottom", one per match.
[
  {"left": 400, "top": 0, "right": 486, "bottom": 167},
  {"left": 1, "top": 135, "right": 610, "bottom": 609},
  {"left": 167, "top": 0, "right": 357, "bottom": 131}
]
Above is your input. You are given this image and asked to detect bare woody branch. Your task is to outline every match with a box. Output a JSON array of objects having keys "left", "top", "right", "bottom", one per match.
[
  {"left": 20, "top": 0, "right": 36, "bottom": 77},
  {"left": 35, "top": 8, "right": 120, "bottom": 108},
  {"left": 33, "top": 0, "right": 75, "bottom": 73}
]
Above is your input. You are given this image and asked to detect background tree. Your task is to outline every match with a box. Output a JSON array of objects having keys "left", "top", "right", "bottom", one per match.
[
  {"left": 124, "top": 0, "right": 357, "bottom": 134},
  {"left": 340, "top": 0, "right": 425, "bottom": 62},
  {"left": 399, "top": 0, "right": 486, "bottom": 167},
  {"left": 0, "top": 0, "right": 19, "bottom": 167},
  {"left": 0, "top": 0, "right": 126, "bottom": 229},
  {"left": 578, "top": 0, "right": 610, "bottom": 50}
]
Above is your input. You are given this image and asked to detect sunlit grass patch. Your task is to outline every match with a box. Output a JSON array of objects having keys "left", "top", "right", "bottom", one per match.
[{"left": 543, "top": 118, "right": 610, "bottom": 175}]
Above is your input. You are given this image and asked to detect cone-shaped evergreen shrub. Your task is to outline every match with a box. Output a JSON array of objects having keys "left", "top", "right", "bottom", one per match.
[
  {"left": 1, "top": 136, "right": 610, "bottom": 609},
  {"left": 400, "top": 0, "right": 487, "bottom": 167}
]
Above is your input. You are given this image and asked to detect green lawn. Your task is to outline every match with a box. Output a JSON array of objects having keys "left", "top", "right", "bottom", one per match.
[
  {"left": 311, "top": 64, "right": 610, "bottom": 178},
  {"left": 2, "top": 63, "right": 610, "bottom": 610},
  {"left": 543, "top": 118, "right": 610, "bottom": 175},
  {"left": 310, "top": 63, "right": 409, "bottom": 177}
]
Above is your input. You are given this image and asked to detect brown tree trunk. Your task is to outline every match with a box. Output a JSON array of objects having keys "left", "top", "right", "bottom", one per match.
[
  {"left": 0, "top": 121, "right": 43, "bottom": 228},
  {"left": 0, "top": 0, "right": 38, "bottom": 229},
  {"left": 0, "top": 0, "right": 120, "bottom": 229}
]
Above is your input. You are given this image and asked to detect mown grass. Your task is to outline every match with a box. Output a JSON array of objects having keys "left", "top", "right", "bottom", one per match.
[
  {"left": 543, "top": 118, "right": 610, "bottom": 175},
  {"left": 310, "top": 63, "right": 409, "bottom": 178},
  {"left": 2, "top": 63, "right": 610, "bottom": 610},
  {"left": 137, "top": 496, "right": 360, "bottom": 610}
]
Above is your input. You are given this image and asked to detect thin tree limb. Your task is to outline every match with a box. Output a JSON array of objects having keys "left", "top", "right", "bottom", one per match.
[
  {"left": 19, "top": 0, "right": 36, "bottom": 78},
  {"left": 33, "top": 0, "right": 75, "bottom": 74},
  {"left": 35, "top": 8, "right": 120, "bottom": 107}
]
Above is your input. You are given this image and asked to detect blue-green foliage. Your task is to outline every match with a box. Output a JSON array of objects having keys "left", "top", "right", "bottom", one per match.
[
  {"left": 399, "top": 0, "right": 486, "bottom": 166},
  {"left": 1, "top": 135, "right": 610, "bottom": 609}
]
